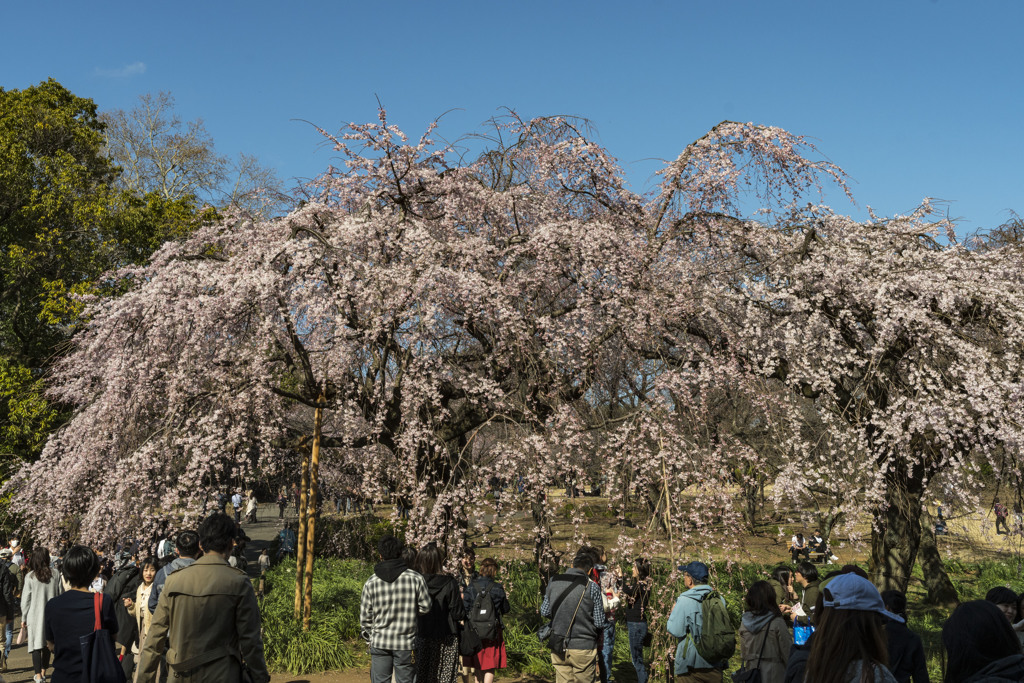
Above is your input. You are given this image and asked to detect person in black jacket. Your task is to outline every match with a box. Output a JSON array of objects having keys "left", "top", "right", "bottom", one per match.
[
  {"left": 462, "top": 558, "right": 510, "bottom": 683},
  {"left": 415, "top": 544, "right": 466, "bottom": 683},
  {"left": 621, "top": 557, "right": 652, "bottom": 683},
  {"left": 0, "top": 547, "right": 17, "bottom": 673},
  {"left": 943, "top": 600, "right": 1024, "bottom": 683},
  {"left": 880, "top": 591, "right": 929, "bottom": 683},
  {"left": 105, "top": 560, "right": 143, "bottom": 680}
]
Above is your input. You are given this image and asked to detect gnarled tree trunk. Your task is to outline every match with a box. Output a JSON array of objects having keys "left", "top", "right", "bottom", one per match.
[
  {"left": 918, "top": 510, "right": 959, "bottom": 606},
  {"left": 869, "top": 466, "right": 924, "bottom": 592}
]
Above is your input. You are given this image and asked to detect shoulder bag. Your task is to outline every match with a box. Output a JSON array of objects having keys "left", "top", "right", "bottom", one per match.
[
  {"left": 730, "top": 620, "right": 770, "bottom": 683},
  {"left": 80, "top": 592, "right": 127, "bottom": 683}
]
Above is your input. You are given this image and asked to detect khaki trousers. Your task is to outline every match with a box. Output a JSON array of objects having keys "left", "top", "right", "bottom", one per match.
[
  {"left": 551, "top": 648, "right": 598, "bottom": 683},
  {"left": 676, "top": 668, "right": 723, "bottom": 683}
]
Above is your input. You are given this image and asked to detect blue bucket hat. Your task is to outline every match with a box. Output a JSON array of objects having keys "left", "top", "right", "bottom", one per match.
[{"left": 822, "top": 574, "right": 904, "bottom": 623}]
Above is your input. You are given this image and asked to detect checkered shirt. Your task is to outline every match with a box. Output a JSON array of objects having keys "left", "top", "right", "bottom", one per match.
[{"left": 360, "top": 569, "right": 431, "bottom": 651}]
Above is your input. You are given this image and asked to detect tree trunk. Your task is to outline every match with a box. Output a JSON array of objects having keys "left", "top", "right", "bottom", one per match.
[
  {"left": 742, "top": 467, "right": 760, "bottom": 532},
  {"left": 293, "top": 445, "right": 310, "bottom": 619},
  {"left": 302, "top": 397, "right": 324, "bottom": 630},
  {"left": 869, "top": 466, "right": 924, "bottom": 592},
  {"left": 918, "top": 510, "right": 959, "bottom": 606},
  {"left": 531, "top": 489, "right": 555, "bottom": 592},
  {"left": 437, "top": 502, "right": 468, "bottom": 561},
  {"left": 814, "top": 510, "right": 843, "bottom": 549},
  {"left": 643, "top": 486, "right": 669, "bottom": 533}
]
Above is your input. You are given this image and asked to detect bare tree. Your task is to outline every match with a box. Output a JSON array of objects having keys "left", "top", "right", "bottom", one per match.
[{"left": 102, "top": 92, "right": 289, "bottom": 217}]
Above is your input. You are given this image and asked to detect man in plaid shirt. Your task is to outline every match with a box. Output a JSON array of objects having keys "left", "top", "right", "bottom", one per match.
[{"left": 360, "top": 535, "right": 431, "bottom": 683}]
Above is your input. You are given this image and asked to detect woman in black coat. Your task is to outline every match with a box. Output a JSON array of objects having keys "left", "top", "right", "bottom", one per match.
[
  {"left": 880, "top": 591, "right": 929, "bottom": 683},
  {"left": 415, "top": 544, "right": 466, "bottom": 683}
]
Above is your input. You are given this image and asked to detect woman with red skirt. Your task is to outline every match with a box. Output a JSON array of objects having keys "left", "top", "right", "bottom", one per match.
[{"left": 461, "top": 557, "right": 510, "bottom": 683}]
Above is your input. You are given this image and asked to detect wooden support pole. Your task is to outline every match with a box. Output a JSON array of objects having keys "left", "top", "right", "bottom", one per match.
[
  {"left": 302, "top": 394, "right": 325, "bottom": 630},
  {"left": 294, "top": 444, "right": 310, "bottom": 620},
  {"left": 661, "top": 440, "right": 674, "bottom": 563}
]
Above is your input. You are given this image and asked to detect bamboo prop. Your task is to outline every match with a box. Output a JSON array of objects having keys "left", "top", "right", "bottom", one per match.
[
  {"left": 294, "top": 443, "right": 310, "bottom": 619},
  {"left": 302, "top": 394, "right": 325, "bottom": 630}
]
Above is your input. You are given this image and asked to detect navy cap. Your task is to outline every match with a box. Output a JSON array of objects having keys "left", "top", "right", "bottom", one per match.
[
  {"left": 678, "top": 561, "right": 709, "bottom": 582},
  {"left": 822, "top": 574, "right": 904, "bottom": 623}
]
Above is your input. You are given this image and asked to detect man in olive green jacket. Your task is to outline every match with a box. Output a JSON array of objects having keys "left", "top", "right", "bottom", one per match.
[
  {"left": 138, "top": 513, "right": 269, "bottom": 683},
  {"left": 793, "top": 561, "right": 821, "bottom": 627}
]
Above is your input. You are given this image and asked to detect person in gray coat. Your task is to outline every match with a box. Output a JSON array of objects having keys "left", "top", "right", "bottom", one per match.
[
  {"left": 739, "top": 581, "right": 791, "bottom": 683},
  {"left": 21, "top": 547, "right": 64, "bottom": 683}
]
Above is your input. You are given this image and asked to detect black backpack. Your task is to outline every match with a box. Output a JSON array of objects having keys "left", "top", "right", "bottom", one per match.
[
  {"left": 0, "top": 562, "right": 15, "bottom": 609},
  {"left": 468, "top": 579, "right": 500, "bottom": 641},
  {"left": 105, "top": 565, "right": 141, "bottom": 601}
]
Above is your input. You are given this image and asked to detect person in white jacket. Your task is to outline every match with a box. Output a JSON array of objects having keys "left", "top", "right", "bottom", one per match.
[{"left": 20, "top": 547, "right": 64, "bottom": 683}]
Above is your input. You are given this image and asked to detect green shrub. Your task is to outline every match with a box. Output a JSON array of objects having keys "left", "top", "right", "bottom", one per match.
[{"left": 260, "top": 557, "right": 372, "bottom": 673}]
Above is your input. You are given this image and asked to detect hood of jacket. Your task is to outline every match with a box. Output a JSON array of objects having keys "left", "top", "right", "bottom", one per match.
[
  {"left": 741, "top": 611, "right": 775, "bottom": 633},
  {"left": 168, "top": 557, "right": 195, "bottom": 573},
  {"left": 425, "top": 573, "right": 454, "bottom": 594},
  {"left": 965, "top": 654, "right": 1024, "bottom": 683},
  {"left": 374, "top": 558, "right": 408, "bottom": 583}
]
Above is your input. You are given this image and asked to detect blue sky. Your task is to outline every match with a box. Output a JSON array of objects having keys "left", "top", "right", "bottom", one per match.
[{"left": 3, "top": 1, "right": 1020, "bottom": 232}]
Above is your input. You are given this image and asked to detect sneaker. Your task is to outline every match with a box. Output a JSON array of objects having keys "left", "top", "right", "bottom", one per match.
[{"left": 830, "top": 554, "right": 839, "bottom": 561}]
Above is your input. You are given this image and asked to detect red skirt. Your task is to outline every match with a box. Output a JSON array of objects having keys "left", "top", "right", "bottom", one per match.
[{"left": 463, "top": 638, "right": 507, "bottom": 671}]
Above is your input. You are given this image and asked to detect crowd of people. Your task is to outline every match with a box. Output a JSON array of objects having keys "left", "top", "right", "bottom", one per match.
[
  {"left": 358, "top": 538, "right": 653, "bottom": 683},
  {"left": 0, "top": 514, "right": 268, "bottom": 683},
  {"left": 357, "top": 536, "right": 1024, "bottom": 683},
  {"left": 9, "top": 486, "right": 1024, "bottom": 683},
  {"left": 729, "top": 560, "right": 1024, "bottom": 683}
]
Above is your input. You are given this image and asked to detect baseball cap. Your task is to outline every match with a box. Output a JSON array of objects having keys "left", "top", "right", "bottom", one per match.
[
  {"left": 0, "top": 548, "right": 11, "bottom": 558},
  {"left": 678, "top": 561, "right": 709, "bottom": 582},
  {"left": 822, "top": 574, "right": 904, "bottom": 623}
]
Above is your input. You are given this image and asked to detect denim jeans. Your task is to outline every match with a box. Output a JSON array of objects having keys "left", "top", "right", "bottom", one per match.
[
  {"left": 627, "top": 621, "right": 648, "bottom": 683},
  {"left": 370, "top": 647, "right": 414, "bottom": 683},
  {"left": 601, "top": 621, "right": 616, "bottom": 681}
]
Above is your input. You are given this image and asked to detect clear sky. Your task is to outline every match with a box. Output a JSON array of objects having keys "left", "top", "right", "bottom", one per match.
[{"left": 3, "top": 1, "right": 1020, "bottom": 232}]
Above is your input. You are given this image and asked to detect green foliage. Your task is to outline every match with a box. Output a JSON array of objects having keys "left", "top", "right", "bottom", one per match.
[
  {"left": 498, "top": 560, "right": 552, "bottom": 676},
  {"left": 0, "top": 79, "right": 207, "bottom": 470},
  {"left": 1, "top": 79, "right": 117, "bottom": 363},
  {"left": 0, "top": 357, "right": 59, "bottom": 465},
  {"left": 259, "top": 557, "right": 372, "bottom": 674}
]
